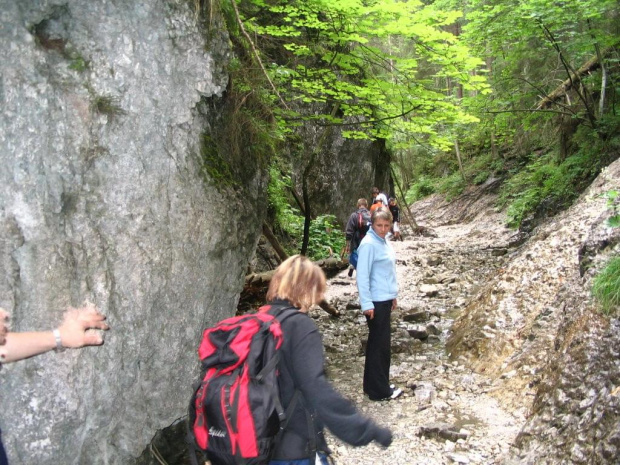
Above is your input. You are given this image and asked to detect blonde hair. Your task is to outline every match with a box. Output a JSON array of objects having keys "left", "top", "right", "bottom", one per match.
[
  {"left": 266, "top": 255, "right": 326, "bottom": 311},
  {"left": 372, "top": 207, "right": 393, "bottom": 224}
]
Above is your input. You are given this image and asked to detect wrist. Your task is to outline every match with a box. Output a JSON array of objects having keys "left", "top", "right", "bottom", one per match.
[{"left": 52, "top": 328, "right": 65, "bottom": 352}]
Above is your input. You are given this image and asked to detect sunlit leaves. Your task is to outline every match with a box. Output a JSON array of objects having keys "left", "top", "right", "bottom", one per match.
[{"left": 233, "top": 0, "right": 488, "bottom": 151}]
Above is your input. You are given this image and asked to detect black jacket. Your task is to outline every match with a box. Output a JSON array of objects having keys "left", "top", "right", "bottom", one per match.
[
  {"left": 345, "top": 207, "right": 371, "bottom": 251},
  {"left": 266, "top": 299, "right": 392, "bottom": 460},
  {"left": 389, "top": 204, "right": 400, "bottom": 223}
]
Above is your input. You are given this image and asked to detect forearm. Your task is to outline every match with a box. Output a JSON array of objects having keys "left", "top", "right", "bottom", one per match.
[
  {"left": 356, "top": 250, "right": 373, "bottom": 310},
  {"left": 2, "top": 331, "right": 57, "bottom": 363}
]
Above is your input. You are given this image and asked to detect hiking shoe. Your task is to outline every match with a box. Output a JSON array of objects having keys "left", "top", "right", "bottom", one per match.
[
  {"left": 390, "top": 387, "right": 403, "bottom": 400},
  {"left": 348, "top": 266, "right": 354, "bottom": 277},
  {"left": 368, "top": 386, "right": 403, "bottom": 401}
]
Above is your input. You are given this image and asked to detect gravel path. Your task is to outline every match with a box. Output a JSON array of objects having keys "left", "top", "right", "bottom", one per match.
[{"left": 311, "top": 202, "right": 527, "bottom": 464}]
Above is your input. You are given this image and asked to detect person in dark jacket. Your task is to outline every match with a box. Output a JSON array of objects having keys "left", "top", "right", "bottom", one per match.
[
  {"left": 344, "top": 198, "right": 371, "bottom": 276},
  {"left": 344, "top": 198, "right": 371, "bottom": 255},
  {"left": 260, "top": 255, "right": 392, "bottom": 465},
  {"left": 388, "top": 197, "right": 402, "bottom": 241}
]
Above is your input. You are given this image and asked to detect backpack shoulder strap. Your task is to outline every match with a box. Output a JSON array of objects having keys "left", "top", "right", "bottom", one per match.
[{"left": 272, "top": 305, "right": 300, "bottom": 323}]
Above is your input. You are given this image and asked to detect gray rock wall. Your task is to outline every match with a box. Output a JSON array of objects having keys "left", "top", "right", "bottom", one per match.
[
  {"left": 0, "top": 1, "right": 266, "bottom": 463},
  {"left": 289, "top": 122, "right": 391, "bottom": 227},
  {"left": 311, "top": 136, "right": 391, "bottom": 226}
]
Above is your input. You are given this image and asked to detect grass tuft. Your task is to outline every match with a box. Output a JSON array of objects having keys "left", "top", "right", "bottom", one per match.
[{"left": 592, "top": 256, "right": 620, "bottom": 316}]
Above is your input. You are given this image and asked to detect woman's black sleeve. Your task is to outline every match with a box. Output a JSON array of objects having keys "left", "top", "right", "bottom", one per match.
[{"left": 288, "top": 323, "right": 392, "bottom": 447}]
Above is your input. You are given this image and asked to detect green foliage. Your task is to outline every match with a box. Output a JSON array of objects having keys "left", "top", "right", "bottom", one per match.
[
  {"left": 437, "top": 171, "right": 468, "bottom": 201},
  {"left": 235, "top": 0, "right": 489, "bottom": 151},
  {"left": 603, "top": 190, "right": 619, "bottom": 228},
  {"left": 592, "top": 256, "right": 620, "bottom": 316},
  {"left": 498, "top": 148, "right": 601, "bottom": 228},
  {"left": 267, "top": 167, "right": 344, "bottom": 260},
  {"left": 406, "top": 176, "right": 436, "bottom": 203},
  {"left": 91, "top": 94, "right": 126, "bottom": 117},
  {"left": 268, "top": 166, "right": 297, "bottom": 226},
  {"left": 304, "top": 215, "right": 346, "bottom": 261}
]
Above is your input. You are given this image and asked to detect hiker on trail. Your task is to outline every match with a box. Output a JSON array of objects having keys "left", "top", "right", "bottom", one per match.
[
  {"left": 388, "top": 197, "right": 402, "bottom": 241},
  {"left": 371, "top": 187, "right": 389, "bottom": 207},
  {"left": 0, "top": 304, "right": 109, "bottom": 465},
  {"left": 355, "top": 209, "right": 403, "bottom": 401},
  {"left": 261, "top": 255, "right": 393, "bottom": 464},
  {"left": 369, "top": 197, "right": 385, "bottom": 215},
  {"left": 345, "top": 198, "right": 371, "bottom": 275}
]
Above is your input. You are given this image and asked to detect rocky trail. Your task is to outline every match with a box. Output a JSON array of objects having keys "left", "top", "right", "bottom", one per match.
[{"left": 309, "top": 199, "right": 529, "bottom": 464}]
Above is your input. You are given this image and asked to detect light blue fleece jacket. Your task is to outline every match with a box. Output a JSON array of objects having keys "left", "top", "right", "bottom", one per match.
[{"left": 355, "top": 227, "right": 398, "bottom": 311}]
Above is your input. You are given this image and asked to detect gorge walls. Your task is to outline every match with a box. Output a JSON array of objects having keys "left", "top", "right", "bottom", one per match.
[{"left": 0, "top": 1, "right": 267, "bottom": 463}]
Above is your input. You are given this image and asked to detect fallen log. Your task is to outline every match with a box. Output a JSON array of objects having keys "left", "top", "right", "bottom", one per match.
[{"left": 238, "top": 258, "right": 348, "bottom": 315}]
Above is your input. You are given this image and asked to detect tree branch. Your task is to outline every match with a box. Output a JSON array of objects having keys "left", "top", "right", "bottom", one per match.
[{"left": 230, "top": 0, "right": 290, "bottom": 110}]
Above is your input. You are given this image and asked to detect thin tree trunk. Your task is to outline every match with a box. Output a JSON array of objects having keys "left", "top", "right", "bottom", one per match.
[
  {"left": 491, "top": 128, "right": 500, "bottom": 159},
  {"left": 454, "top": 138, "right": 466, "bottom": 181},
  {"left": 391, "top": 167, "right": 419, "bottom": 230},
  {"left": 262, "top": 222, "right": 289, "bottom": 262},
  {"left": 300, "top": 166, "right": 312, "bottom": 256},
  {"left": 300, "top": 104, "right": 341, "bottom": 256},
  {"left": 289, "top": 187, "right": 305, "bottom": 215}
]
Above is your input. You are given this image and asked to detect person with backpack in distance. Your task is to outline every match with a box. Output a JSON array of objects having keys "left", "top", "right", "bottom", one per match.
[
  {"left": 262, "top": 255, "right": 392, "bottom": 464},
  {"left": 388, "top": 197, "right": 402, "bottom": 241},
  {"left": 371, "top": 187, "right": 389, "bottom": 208},
  {"left": 0, "top": 304, "right": 109, "bottom": 465},
  {"left": 344, "top": 198, "right": 371, "bottom": 276},
  {"left": 355, "top": 209, "right": 403, "bottom": 401},
  {"left": 188, "top": 255, "right": 392, "bottom": 465}
]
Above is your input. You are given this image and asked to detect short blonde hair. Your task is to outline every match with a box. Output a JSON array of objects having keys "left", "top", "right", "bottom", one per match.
[
  {"left": 372, "top": 207, "right": 393, "bottom": 224},
  {"left": 266, "top": 255, "right": 326, "bottom": 311}
]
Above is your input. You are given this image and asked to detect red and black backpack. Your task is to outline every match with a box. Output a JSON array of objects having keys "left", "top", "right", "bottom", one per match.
[{"left": 188, "top": 307, "right": 298, "bottom": 465}]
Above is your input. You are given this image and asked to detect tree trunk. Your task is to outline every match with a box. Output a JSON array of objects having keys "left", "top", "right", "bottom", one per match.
[
  {"left": 491, "top": 129, "right": 500, "bottom": 160},
  {"left": 391, "top": 167, "right": 419, "bottom": 230},
  {"left": 239, "top": 258, "right": 346, "bottom": 315},
  {"left": 262, "top": 222, "right": 289, "bottom": 262},
  {"left": 454, "top": 138, "right": 466, "bottom": 181}
]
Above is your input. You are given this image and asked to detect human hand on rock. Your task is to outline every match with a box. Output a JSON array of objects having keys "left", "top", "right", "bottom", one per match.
[{"left": 57, "top": 303, "right": 109, "bottom": 349}]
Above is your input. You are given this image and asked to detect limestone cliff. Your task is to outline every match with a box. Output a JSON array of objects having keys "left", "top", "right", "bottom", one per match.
[{"left": 0, "top": 1, "right": 266, "bottom": 463}]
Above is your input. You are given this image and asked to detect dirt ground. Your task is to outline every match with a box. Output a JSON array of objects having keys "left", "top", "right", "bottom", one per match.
[{"left": 311, "top": 191, "right": 528, "bottom": 464}]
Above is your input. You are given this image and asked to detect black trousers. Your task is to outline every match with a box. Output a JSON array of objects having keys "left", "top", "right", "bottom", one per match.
[{"left": 363, "top": 300, "right": 393, "bottom": 400}]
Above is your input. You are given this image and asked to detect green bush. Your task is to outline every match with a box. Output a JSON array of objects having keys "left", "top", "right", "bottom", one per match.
[
  {"left": 306, "top": 215, "right": 346, "bottom": 261},
  {"left": 278, "top": 213, "right": 344, "bottom": 261},
  {"left": 437, "top": 172, "right": 468, "bottom": 200},
  {"left": 498, "top": 149, "right": 601, "bottom": 228},
  {"left": 603, "top": 190, "right": 619, "bottom": 228},
  {"left": 592, "top": 256, "right": 620, "bottom": 316},
  {"left": 406, "top": 176, "right": 436, "bottom": 203},
  {"left": 268, "top": 167, "right": 344, "bottom": 260}
]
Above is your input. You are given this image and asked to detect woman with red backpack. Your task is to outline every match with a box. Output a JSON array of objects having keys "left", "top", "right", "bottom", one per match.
[{"left": 264, "top": 255, "right": 392, "bottom": 465}]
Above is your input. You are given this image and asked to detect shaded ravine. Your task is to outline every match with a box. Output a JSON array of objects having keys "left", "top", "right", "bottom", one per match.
[{"left": 311, "top": 208, "right": 526, "bottom": 464}]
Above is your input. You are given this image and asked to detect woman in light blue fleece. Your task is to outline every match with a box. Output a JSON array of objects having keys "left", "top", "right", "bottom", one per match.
[{"left": 355, "top": 208, "right": 402, "bottom": 401}]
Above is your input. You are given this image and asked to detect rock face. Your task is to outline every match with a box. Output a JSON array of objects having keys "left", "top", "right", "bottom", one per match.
[
  {"left": 445, "top": 158, "right": 620, "bottom": 462},
  {"left": 309, "top": 136, "right": 391, "bottom": 226},
  {"left": 289, "top": 123, "right": 391, "bottom": 227},
  {"left": 0, "top": 1, "right": 266, "bottom": 464}
]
